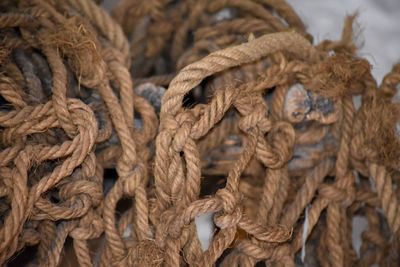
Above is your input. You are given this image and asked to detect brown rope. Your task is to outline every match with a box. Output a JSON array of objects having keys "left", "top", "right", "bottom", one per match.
[{"left": 0, "top": 1, "right": 400, "bottom": 267}]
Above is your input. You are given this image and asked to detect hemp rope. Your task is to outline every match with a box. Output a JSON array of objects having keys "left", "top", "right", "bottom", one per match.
[{"left": 0, "top": 0, "right": 400, "bottom": 267}]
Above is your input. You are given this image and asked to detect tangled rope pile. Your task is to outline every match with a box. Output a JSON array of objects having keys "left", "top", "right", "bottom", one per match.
[{"left": 1, "top": 0, "right": 400, "bottom": 266}]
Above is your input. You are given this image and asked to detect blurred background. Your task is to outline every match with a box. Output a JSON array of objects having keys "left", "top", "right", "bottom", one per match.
[
  {"left": 104, "top": 0, "right": 400, "bottom": 82},
  {"left": 286, "top": 0, "right": 400, "bottom": 82}
]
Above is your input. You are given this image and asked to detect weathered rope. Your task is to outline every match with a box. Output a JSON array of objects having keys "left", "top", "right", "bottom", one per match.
[{"left": 0, "top": 1, "right": 400, "bottom": 267}]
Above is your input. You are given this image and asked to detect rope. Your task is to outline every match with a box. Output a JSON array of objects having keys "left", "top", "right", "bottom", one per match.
[{"left": 0, "top": 1, "right": 399, "bottom": 267}]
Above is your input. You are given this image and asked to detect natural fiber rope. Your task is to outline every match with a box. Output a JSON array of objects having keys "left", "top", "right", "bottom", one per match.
[{"left": 1, "top": 0, "right": 400, "bottom": 266}]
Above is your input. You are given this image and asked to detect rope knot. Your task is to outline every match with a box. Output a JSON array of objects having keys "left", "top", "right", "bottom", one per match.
[
  {"left": 319, "top": 183, "right": 355, "bottom": 207},
  {"left": 161, "top": 115, "right": 180, "bottom": 132},
  {"left": 238, "top": 103, "right": 270, "bottom": 133},
  {"left": 214, "top": 207, "right": 242, "bottom": 229},
  {"left": 69, "top": 213, "right": 103, "bottom": 240},
  {"left": 269, "top": 121, "right": 295, "bottom": 164},
  {"left": 122, "top": 163, "right": 146, "bottom": 196},
  {"left": 256, "top": 121, "right": 295, "bottom": 168},
  {"left": 172, "top": 121, "right": 193, "bottom": 152},
  {"left": 215, "top": 189, "right": 242, "bottom": 229},
  {"left": 216, "top": 188, "right": 241, "bottom": 213},
  {"left": 163, "top": 111, "right": 196, "bottom": 152},
  {"left": 59, "top": 179, "right": 103, "bottom": 206}
]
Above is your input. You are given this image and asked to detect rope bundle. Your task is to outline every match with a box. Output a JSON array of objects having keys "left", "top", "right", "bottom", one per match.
[{"left": 0, "top": 1, "right": 399, "bottom": 266}]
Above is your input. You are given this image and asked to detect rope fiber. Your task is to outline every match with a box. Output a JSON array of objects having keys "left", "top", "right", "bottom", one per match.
[{"left": 0, "top": 0, "right": 399, "bottom": 266}]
